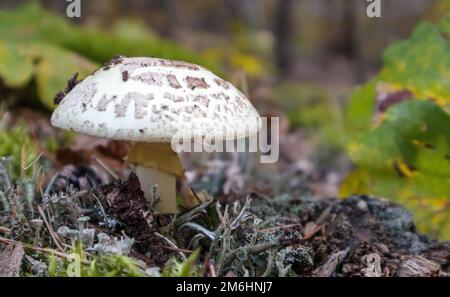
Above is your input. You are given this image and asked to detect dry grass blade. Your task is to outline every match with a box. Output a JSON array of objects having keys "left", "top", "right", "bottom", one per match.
[{"left": 92, "top": 155, "right": 118, "bottom": 180}]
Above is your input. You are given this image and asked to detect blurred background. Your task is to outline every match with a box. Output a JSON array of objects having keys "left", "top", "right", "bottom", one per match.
[
  {"left": 1, "top": 0, "right": 449, "bottom": 238},
  {"left": 2, "top": 0, "right": 443, "bottom": 82}
]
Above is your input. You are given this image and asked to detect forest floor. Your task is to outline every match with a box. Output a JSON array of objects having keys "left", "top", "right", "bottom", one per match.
[{"left": 0, "top": 107, "right": 449, "bottom": 277}]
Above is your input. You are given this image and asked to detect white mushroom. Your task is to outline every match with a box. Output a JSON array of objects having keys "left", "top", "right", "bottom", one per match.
[{"left": 51, "top": 56, "right": 261, "bottom": 214}]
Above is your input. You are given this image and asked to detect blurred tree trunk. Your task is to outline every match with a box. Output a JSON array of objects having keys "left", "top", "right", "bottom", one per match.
[
  {"left": 341, "top": 0, "right": 366, "bottom": 82},
  {"left": 274, "top": 0, "right": 294, "bottom": 78}
]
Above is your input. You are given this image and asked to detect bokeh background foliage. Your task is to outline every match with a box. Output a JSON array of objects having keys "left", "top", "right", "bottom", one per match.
[
  {"left": 0, "top": 2, "right": 218, "bottom": 109},
  {"left": 341, "top": 12, "right": 450, "bottom": 238}
]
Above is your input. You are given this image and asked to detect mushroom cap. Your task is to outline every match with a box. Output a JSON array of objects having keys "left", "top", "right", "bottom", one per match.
[{"left": 51, "top": 56, "right": 261, "bottom": 142}]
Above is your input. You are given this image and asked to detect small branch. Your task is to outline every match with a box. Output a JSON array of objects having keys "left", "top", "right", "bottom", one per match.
[
  {"left": 0, "top": 226, "right": 10, "bottom": 234},
  {"left": 262, "top": 251, "right": 275, "bottom": 277},
  {"left": 0, "top": 236, "right": 88, "bottom": 265},
  {"left": 209, "top": 262, "right": 217, "bottom": 277},
  {"left": 37, "top": 205, "right": 64, "bottom": 252},
  {"left": 154, "top": 232, "right": 186, "bottom": 260},
  {"left": 162, "top": 246, "right": 193, "bottom": 254},
  {"left": 91, "top": 155, "right": 118, "bottom": 180},
  {"left": 224, "top": 241, "right": 279, "bottom": 266},
  {"left": 260, "top": 224, "right": 301, "bottom": 233}
]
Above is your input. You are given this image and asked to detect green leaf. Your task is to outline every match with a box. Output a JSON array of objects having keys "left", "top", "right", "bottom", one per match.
[
  {"left": 342, "top": 11, "right": 450, "bottom": 239},
  {"left": 379, "top": 18, "right": 450, "bottom": 107},
  {"left": 342, "top": 100, "right": 450, "bottom": 238},
  {"left": 344, "top": 81, "right": 377, "bottom": 134},
  {"left": 161, "top": 249, "right": 200, "bottom": 277}
]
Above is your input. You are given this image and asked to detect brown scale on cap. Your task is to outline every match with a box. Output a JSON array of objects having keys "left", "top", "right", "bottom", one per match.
[
  {"left": 193, "top": 95, "right": 210, "bottom": 107},
  {"left": 114, "top": 92, "right": 154, "bottom": 119},
  {"left": 159, "top": 59, "right": 200, "bottom": 71},
  {"left": 212, "top": 92, "right": 231, "bottom": 103},
  {"left": 96, "top": 95, "right": 117, "bottom": 112},
  {"left": 163, "top": 92, "right": 184, "bottom": 103},
  {"left": 214, "top": 78, "right": 230, "bottom": 90},
  {"left": 122, "top": 71, "right": 129, "bottom": 82},
  {"left": 118, "top": 57, "right": 200, "bottom": 73},
  {"left": 166, "top": 74, "right": 182, "bottom": 89},
  {"left": 185, "top": 76, "right": 209, "bottom": 90},
  {"left": 131, "top": 72, "right": 163, "bottom": 87}
]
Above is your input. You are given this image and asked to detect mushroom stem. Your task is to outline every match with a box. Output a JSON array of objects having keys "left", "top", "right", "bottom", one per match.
[{"left": 128, "top": 142, "right": 184, "bottom": 214}]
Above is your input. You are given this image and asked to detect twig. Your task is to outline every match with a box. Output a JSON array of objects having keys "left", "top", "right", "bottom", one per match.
[
  {"left": 209, "top": 262, "right": 217, "bottom": 277},
  {"left": 162, "top": 246, "right": 194, "bottom": 254},
  {"left": 0, "top": 226, "right": 10, "bottom": 234},
  {"left": 179, "top": 222, "right": 215, "bottom": 241},
  {"left": 0, "top": 236, "right": 88, "bottom": 265},
  {"left": 91, "top": 155, "right": 118, "bottom": 180},
  {"left": 316, "top": 206, "right": 332, "bottom": 225},
  {"left": 229, "top": 197, "right": 252, "bottom": 229},
  {"left": 154, "top": 232, "right": 186, "bottom": 260},
  {"left": 262, "top": 251, "right": 275, "bottom": 277},
  {"left": 37, "top": 205, "right": 64, "bottom": 252},
  {"left": 260, "top": 224, "right": 301, "bottom": 233},
  {"left": 224, "top": 241, "right": 279, "bottom": 266}
]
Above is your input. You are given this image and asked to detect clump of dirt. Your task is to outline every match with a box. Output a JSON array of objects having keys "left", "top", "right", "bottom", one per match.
[
  {"left": 100, "top": 173, "right": 168, "bottom": 265},
  {"left": 265, "top": 195, "right": 450, "bottom": 276},
  {"left": 53, "top": 73, "right": 80, "bottom": 105},
  {"left": 102, "top": 55, "right": 125, "bottom": 70}
]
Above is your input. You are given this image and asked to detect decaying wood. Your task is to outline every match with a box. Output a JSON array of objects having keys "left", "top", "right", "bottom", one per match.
[
  {"left": 0, "top": 243, "right": 25, "bottom": 277},
  {"left": 397, "top": 256, "right": 441, "bottom": 277},
  {"left": 313, "top": 249, "right": 349, "bottom": 277},
  {"left": 0, "top": 226, "right": 11, "bottom": 234}
]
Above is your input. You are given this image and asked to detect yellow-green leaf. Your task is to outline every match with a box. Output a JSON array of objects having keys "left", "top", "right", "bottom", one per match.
[{"left": 0, "top": 40, "right": 33, "bottom": 87}]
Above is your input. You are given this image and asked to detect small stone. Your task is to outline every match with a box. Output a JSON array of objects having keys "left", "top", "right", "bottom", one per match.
[
  {"left": 57, "top": 226, "right": 70, "bottom": 237},
  {"left": 356, "top": 200, "right": 369, "bottom": 212}
]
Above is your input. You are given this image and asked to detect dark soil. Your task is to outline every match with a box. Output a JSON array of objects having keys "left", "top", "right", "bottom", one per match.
[
  {"left": 100, "top": 173, "right": 168, "bottom": 265},
  {"left": 256, "top": 195, "right": 450, "bottom": 276},
  {"left": 96, "top": 171, "right": 450, "bottom": 276}
]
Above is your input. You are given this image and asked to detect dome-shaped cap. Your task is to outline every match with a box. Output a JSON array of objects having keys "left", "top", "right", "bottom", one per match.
[{"left": 51, "top": 56, "right": 261, "bottom": 142}]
